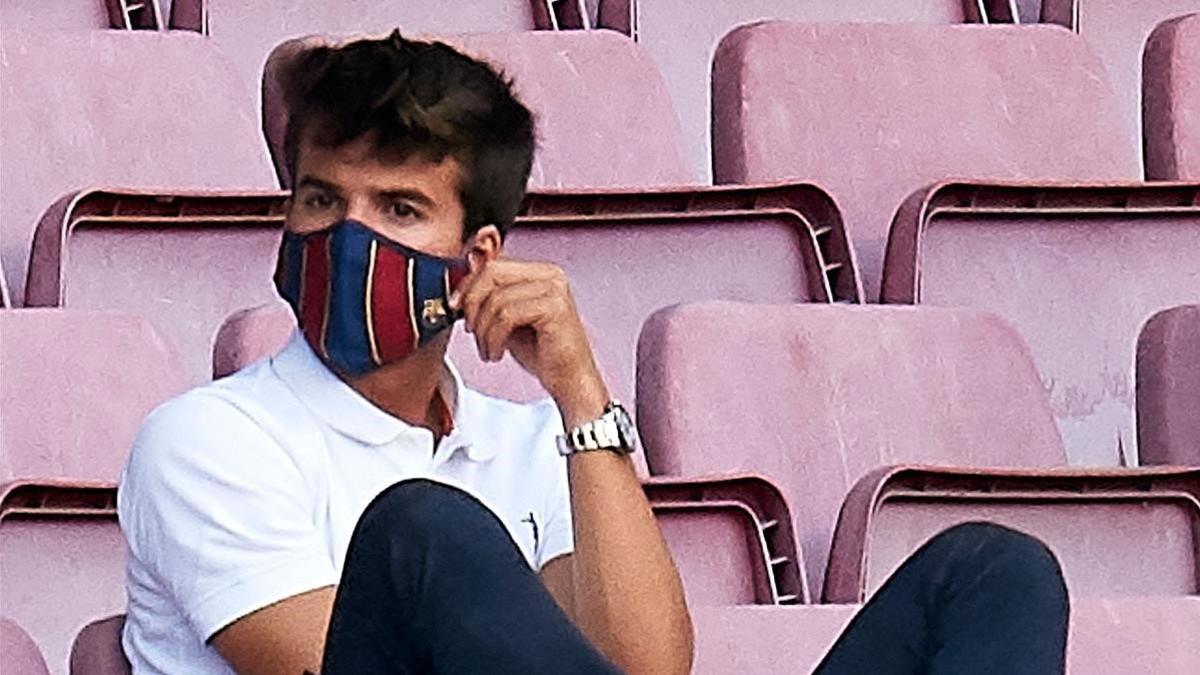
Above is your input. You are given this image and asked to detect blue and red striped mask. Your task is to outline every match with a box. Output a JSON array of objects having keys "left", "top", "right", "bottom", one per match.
[{"left": 273, "top": 219, "right": 469, "bottom": 376}]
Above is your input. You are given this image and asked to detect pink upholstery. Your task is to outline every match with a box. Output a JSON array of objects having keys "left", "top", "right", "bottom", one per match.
[
  {"left": 826, "top": 466, "right": 1200, "bottom": 602},
  {"left": 0, "top": 1, "right": 110, "bottom": 31},
  {"left": 0, "top": 31, "right": 275, "bottom": 306},
  {"left": 192, "top": 1, "right": 540, "bottom": 101},
  {"left": 0, "top": 310, "right": 187, "bottom": 483},
  {"left": 70, "top": 616, "right": 129, "bottom": 675},
  {"left": 25, "top": 190, "right": 289, "bottom": 383},
  {"left": 212, "top": 301, "right": 294, "bottom": 380},
  {"left": 1138, "top": 304, "right": 1200, "bottom": 466},
  {"left": 262, "top": 32, "right": 695, "bottom": 189},
  {"left": 1144, "top": 14, "right": 1200, "bottom": 180},
  {"left": 0, "top": 482, "right": 123, "bottom": 675},
  {"left": 711, "top": 22, "right": 1139, "bottom": 298},
  {"left": 605, "top": 0, "right": 970, "bottom": 180},
  {"left": 637, "top": 302, "right": 1067, "bottom": 594},
  {"left": 691, "top": 599, "right": 1200, "bottom": 674},
  {"left": 882, "top": 181, "right": 1200, "bottom": 465},
  {"left": 1, "top": 618, "right": 50, "bottom": 675},
  {"left": 1076, "top": 0, "right": 1200, "bottom": 172}
]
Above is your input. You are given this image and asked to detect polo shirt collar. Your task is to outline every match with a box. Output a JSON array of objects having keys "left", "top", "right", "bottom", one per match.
[{"left": 271, "top": 332, "right": 499, "bottom": 461}]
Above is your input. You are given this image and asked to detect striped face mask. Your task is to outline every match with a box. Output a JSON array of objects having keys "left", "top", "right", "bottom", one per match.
[{"left": 273, "top": 219, "right": 469, "bottom": 376}]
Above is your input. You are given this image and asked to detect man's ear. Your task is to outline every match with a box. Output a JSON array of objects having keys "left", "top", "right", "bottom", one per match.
[{"left": 464, "top": 225, "right": 503, "bottom": 273}]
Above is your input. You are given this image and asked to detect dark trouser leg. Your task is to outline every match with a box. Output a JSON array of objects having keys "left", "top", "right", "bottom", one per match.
[
  {"left": 322, "top": 478, "right": 622, "bottom": 675},
  {"left": 814, "top": 522, "right": 1070, "bottom": 675}
]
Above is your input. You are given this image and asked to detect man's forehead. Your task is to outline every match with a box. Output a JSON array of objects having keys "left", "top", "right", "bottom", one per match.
[{"left": 295, "top": 137, "right": 464, "bottom": 196}]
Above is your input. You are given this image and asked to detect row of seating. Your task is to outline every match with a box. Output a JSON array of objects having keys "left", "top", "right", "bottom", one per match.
[
  {"left": 4, "top": 14, "right": 1200, "bottom": 306},
  {"left": 4, "top": 1, "right": 1197, "bottom": 183},
  {"left": 4, "top": 300, "right": 1200, "bottom": 673}
]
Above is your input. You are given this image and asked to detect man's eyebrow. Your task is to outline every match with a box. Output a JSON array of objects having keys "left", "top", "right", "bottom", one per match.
[
  {"left": 295, "top": 176, "right": 341, "bottom": 193},
  {"left": 378, "top": 188, "right": 436, "bottom": 208}
]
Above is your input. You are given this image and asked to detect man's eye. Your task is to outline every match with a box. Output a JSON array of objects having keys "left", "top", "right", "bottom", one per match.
[
  {"left": 391, "top": 202, "right": 418, "bottom": 219},
  {"left": 305, "top": 193, "right": 333, "bottom": 209}
]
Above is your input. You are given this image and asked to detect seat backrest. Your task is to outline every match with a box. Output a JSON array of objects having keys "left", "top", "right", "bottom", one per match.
[
  {"left": 186, "top": 0, "right": 540, "bottom": 100},
  {"left": 0, "top": 1, "right": 110, "bottom": 31},
  {"left": 0, "top": 310, "right": 187, "bottom": 483},
  {"left": 262, "top": 31, "right": 695, "bottom": 189},
  {"left": 0, "top": 30, "right": 275, "bottom": 305},
  {"left": 882, "top": 181, "right": 1200, "bottom": 465},
  {"left": 1077, "top": 0, "right": 1200, "bottom": 171},
  {"left": 711, "top": 22, "right": 1139, "bottom": 298},
  {"left": 607, "top": 0, "right": 971, "bottom": 180},
  {"left": 637, "top": 302, "right": 1066, "bottom": 591},
  {"left": 25, "top": 190, "right": 288, "bottom": 383},
  {"left": 1144, "top": 13, "right": 1200, "bottom": 180},
  {"left": 0, "top": 618, "right": 50, "bottom": 675},
  {"left": 1138, "top": 304, "right": 1200, "bottom": 466},
  {"left": 0, "top": 483, "right": 125, "bottom": 675},
  {"left": 652, "top": 502, "right": 772, "bottom": 606},
  {"left": 70, "top": 615, "right": 130, "bottom": 675}
]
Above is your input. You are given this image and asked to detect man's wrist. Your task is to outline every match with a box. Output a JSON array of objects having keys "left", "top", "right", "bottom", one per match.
[{"left": 549, "top": 365, "right": 611, "bottom": 430}]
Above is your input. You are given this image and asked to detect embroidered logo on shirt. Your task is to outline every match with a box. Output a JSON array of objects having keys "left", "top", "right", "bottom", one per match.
[{"left": 521, "top": 511, "right": 540, "bottom": 552}]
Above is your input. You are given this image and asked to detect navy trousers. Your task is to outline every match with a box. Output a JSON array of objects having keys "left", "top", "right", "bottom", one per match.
[{"left": 322, "top": 480, "right": 1068, "bottom": 674}]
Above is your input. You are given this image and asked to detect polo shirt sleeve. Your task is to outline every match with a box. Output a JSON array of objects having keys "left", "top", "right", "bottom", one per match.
[
  {"left": 532, "top": 400, "right": 574, "bottom": 570},
  {"left": 118, "top": 390, "right": 337, "bottom": 642}
]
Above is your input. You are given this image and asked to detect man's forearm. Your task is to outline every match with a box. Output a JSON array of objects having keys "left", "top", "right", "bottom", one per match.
[{"left": 556, "top": 386, "right": 694, "bottom": 675}]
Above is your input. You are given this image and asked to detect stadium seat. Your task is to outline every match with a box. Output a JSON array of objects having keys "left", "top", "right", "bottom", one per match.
[
  {"left": 1, "top": 617, "right": 50, "bottom": 675},
  {"left": 262, "top": 32, "right": 697, "bottom": 189},
  {"left": 711, "top": 22, "right": 1139, "bottom": 298},
  {"left": 1138, "top": 304, "right": 1200, "bottom": 466},
  {"left": 0, "top": 482, "right": 123, "bottom": 675},
  {"left": 202, "top": 184, "right": 851, "bottom": 397},
  {"left": 881, "top": 181, "right": 1200, "bottom": 465},
  {"left": 70, "top": 615, "right": 128, "bottom": 675},
  {"left": 25, "top": 190, "right": 288, "bottom": 383},
  {"left": 1144, "top": 13, "right": 1200, "bottom": 180},
  {"left": 593, "top": 0, "right": 973, "bottom": 179},
  {"left": 0, "top": 310, "right": 187, "bottom": 484},
  {"left": 691, "top": 599, "right": 1200, "bottom": 674},
  {"left": 0, "top": 0, "right": 112, "bottom": 31},
  {"left": 0, "top": 30, "right": 275, "bottom": 306},
  {"left": 639, "top": 302, "right": 1200, "bottom": 602},
  {"left": 176, "top": 0, "right": 543, "bottom": 102},
  {"left": 1073, "top": 0, "right": 1200, "bottom": 170}
]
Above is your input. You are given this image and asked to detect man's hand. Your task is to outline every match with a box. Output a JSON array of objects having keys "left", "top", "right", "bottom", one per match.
[{"left": 450, "top": 257, "right": 608, "bottom": 423}]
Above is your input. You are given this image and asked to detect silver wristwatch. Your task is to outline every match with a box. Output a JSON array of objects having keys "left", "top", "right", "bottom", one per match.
[{"left": 557, "top": 401, "right": 639, "bottom": 457}]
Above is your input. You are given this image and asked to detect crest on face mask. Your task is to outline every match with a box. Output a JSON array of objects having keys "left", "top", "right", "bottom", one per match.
[{"left": 274, "top": 219, "right": 468, "bottom": 375}]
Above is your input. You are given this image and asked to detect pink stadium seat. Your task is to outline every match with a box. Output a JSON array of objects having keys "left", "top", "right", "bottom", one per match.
[
  {"left": 637, "top": 302, "right": 1200, "bottom": 602},
  {"left": 711, "top": 22, "right": 1139, "bottom": 298},
  {"left": 1072, "top": 0, "right": 1200, "bottom": 171},
  {"left": 0, "top": 310, "right": 187, "bottom": 483},
  {"left": 1138, "top": 304, "right": 1200, "bottom": 466},
  {"left": 25, "top": 190, "right": 288, "bottom": 383},
  {"left": 178, "top": 0, "right": 541, "bottom": 102},
  {"left": 1, "top": 617, "right": 50, "bottom": 675},
  {"left": 594, "top": 0, "right": 972, "bottom": 179},
  {"left": 882, "top": 181, "right": 1200, "bottom": 465},
  {"left": 691, "top": 599, "right": 1200, "bottom": 674},
  {"left": 0, "top": 1, "right": 111, "bottom": 31},
  {"left": 1144, "top": 13, "right": 1200, "bottom": 180},
  {"left": 825, "top": 466, "right": 1200, "bottom": 602},
  {"left": 70, "top": 615, "right": 129, "bottom": 675},
  {"left": 0, "top": 482, "right": 123, "bottom": 675},
  {"left": 262, "top": 32, "right": 697, "bottom": 189},
  {"left": 0, "top": 30, "right": 275, "bottom": 306}
]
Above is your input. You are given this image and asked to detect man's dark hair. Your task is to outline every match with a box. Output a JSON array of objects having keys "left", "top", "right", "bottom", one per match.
[{"left": 281, "top": 31, "right": 536, "bottom": 238}]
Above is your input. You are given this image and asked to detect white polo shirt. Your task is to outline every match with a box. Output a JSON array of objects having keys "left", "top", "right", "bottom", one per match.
[{"left": 117, "top": 333, "right": 573, "bottom": 675}]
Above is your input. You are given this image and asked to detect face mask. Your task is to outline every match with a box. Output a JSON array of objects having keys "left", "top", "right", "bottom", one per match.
[{"left": 274, "top": 219, "right": 469, "bottom": 376}]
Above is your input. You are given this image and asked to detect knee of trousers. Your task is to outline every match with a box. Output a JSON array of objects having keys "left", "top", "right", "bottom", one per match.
[
  {"left": 926, "top": 522, "right": 1068, "bottom": 598},
  {"left": 352, "top": 478, "right": 498, "bottom": 551}
]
